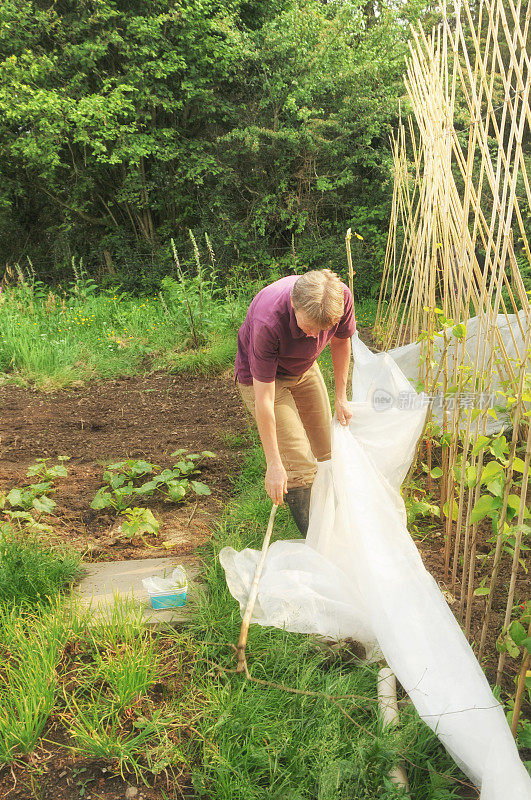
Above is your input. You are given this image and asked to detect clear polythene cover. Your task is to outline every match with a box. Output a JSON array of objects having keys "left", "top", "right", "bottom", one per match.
[{"left": 220, "top": 332, "right": 531, "bottom": 798}]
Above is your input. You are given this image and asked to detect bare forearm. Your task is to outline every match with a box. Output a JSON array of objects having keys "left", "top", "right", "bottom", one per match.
[
  {"left": 253, "top": 379, "right": 287, "bottom": 504},
  {"left": 255, "top": 401, "right": 282, "bottom": 467},
  {"left": 330, "top": 336, "right": 351, "bottom": 400}
]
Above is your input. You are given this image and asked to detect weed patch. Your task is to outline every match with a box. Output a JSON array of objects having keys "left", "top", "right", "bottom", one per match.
[
  {"left": 0, "top": 273, "right": 249, "bottom": 387},
  {"left": 0, "top": 278, "right": 378, "bottom": 388},
  {"left": 0, "top": 524, "right": 82, "bottom": 608}
]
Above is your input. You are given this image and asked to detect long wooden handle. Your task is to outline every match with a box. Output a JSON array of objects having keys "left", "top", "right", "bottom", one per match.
[{"left": 236, "top": 504, "right": 278, "bottom": 673}]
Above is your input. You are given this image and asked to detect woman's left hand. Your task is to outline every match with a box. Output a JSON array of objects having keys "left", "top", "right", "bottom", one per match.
[{"left": 335, "top": 397, "right": 352, "bottom": 426}]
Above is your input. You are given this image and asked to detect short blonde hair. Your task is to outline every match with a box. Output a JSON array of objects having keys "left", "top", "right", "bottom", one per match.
[{"left": 291, "top": 269, "right": 344, "bottom": 328}]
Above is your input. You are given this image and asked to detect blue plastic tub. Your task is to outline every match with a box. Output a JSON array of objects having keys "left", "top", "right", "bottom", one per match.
[{"left": 148, "top": 587, "right": 188, "bottom": 609}]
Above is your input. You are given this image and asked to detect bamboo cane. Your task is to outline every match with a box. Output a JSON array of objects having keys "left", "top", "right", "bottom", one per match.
[
  {"left": 378, "top": 0, "right": 531, "bottom": 679},
  {"left": 510, "top": 617, "right": 531, "bottom": 737},
  {"left": 236, "top": 504, "right": 278, "bottom": 674},
  {"left": 345, "top": 228, "right": 354, "bottom": 298}
]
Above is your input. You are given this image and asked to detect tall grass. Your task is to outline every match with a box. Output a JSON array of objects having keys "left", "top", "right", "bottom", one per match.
[
  {"left": 0, "top": 523, "right": 82, "bottom": 608},
  {"left": 0, "top": 276, "right": 248, "bottom": 387},
  {"left": 0, "top": 268, "right": 379, "bottom": 389}
]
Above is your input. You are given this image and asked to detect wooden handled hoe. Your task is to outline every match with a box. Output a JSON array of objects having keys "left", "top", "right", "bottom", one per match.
[{"left": 236, "top": 503, "right": 278, "bottom": 674}]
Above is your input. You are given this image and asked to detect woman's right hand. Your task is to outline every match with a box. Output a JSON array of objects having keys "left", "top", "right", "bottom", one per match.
[{"left": 265, "top": 461, "right": 288, "bottom": 505}]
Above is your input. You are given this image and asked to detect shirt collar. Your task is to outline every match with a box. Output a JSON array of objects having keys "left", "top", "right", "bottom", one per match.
[{"left": 287, "top": 295, "right": 307, "bottom": 339}]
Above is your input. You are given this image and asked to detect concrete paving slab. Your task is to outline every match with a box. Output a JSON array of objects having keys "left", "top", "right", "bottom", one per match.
[{"left": 74, "top": 558, "right": 200, "bottom": 626}]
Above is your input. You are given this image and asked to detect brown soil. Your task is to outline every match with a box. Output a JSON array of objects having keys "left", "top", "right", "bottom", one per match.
[
  {"left": 0, "top": 370, "right": 249, "bottom": 563},
  {"left": 0, "top": 748, "right": 195, "bottom": 800}
]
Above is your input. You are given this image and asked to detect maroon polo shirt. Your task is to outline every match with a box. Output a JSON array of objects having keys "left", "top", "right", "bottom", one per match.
[{"left": 235, "top": 275, "right": 356, "bottom": 385}]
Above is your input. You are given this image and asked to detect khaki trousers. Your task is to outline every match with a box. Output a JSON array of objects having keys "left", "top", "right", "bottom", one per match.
[{"left": 238, "top": 362, "right": 332, "bottom": 489}]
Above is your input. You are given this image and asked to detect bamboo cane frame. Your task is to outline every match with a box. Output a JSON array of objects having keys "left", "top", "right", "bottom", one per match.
[{"left": 375, "top": 0, "right": 530, "bottom": 727}]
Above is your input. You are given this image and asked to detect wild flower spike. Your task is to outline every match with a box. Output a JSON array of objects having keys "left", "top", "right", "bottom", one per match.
[
  {"left": 170, "top": 238, "right": 181, "bottom": 270},
  {"left": 188, "top": 229, "right": 202, "bottom": 276},
  {"left": 205, "top": 232, "right": 216, "bottom": 266}
]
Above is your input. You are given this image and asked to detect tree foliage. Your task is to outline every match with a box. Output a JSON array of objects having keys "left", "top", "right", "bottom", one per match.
[{"left": 0, "top": 0, "right": 437, "bottom": 291}]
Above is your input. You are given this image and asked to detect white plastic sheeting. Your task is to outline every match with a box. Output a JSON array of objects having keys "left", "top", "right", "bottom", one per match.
[
  {"left": 388, "top": 311, "right": 529, "bottom": 434},
  {"left": 220, "top": 331, "right": 531, "bottom": 799}
]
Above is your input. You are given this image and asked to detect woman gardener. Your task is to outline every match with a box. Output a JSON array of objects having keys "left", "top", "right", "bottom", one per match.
[{"left": 235, "top": 269, "right": 356, "bottom": 536}]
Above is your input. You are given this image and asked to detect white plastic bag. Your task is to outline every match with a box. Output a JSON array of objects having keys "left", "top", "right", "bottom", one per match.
[
  {"left": 142, "top": 565, "right": 187, "bottom": 594},
  {"left": 220, "top": 331, "right": 531, "bottom": 798}
]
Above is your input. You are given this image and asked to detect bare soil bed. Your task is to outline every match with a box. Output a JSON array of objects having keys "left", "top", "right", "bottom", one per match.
[{"left": 0, "top": 370, "right": 249, "bottom": 565}]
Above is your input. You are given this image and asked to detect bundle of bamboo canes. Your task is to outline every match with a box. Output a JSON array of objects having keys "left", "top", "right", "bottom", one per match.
[{"left": 375, "top": 0, "right": 530, "bottom": 731}]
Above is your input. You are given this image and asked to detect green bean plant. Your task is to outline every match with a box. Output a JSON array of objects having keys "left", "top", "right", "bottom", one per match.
[
  {"left": 0, "top": 456, "right": 69, "bottom": 514},
  {"left": 91, "top": 451, "right": 214, "bottom": 512},
  {"left": 458, "top": 435, "right": 531, "bottom": 581},
  {"left": 496, "top": 599, "right": 531, "bottom": 661},
  {"left": 118, "top": 507, "right": 160, "bottom": 546}
]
